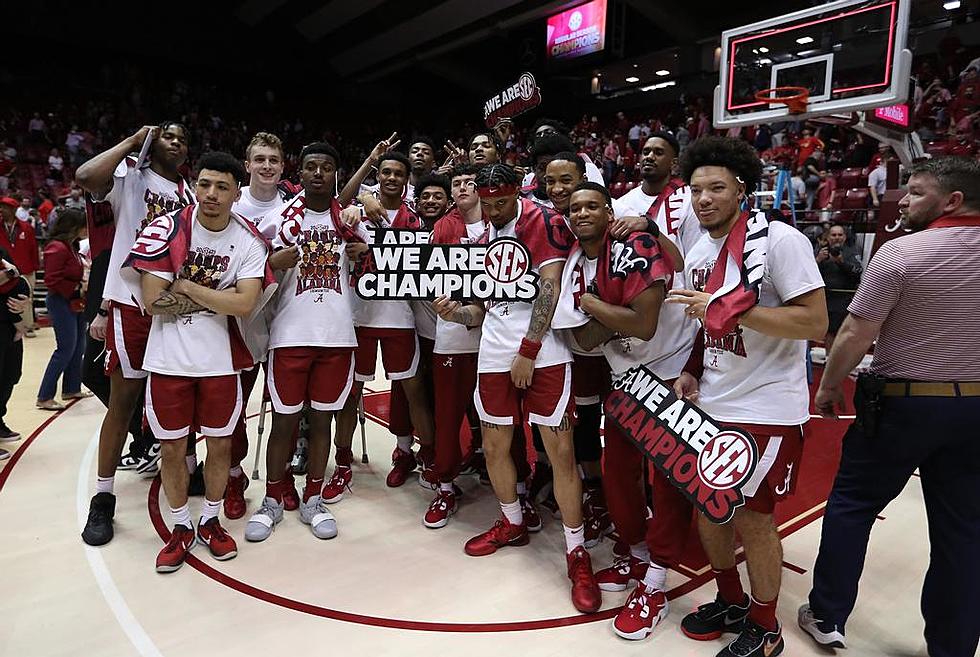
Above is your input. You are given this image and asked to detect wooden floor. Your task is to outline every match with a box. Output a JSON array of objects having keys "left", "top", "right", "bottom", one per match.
[{"left": 0, "top": 329, "right": 952, "bottom": 657}]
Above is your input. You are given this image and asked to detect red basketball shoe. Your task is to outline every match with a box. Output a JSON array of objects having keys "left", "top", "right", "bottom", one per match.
[
  {"left": 464, "top": 516, "right": 529, "bottom": 556},
  {"left": 567, "top": 545, "right": 602, "bottom": 613}
]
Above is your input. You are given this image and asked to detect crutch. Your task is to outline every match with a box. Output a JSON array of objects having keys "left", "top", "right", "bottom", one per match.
[
  {"left": 251, "top": 384, "right": 271, "bottom": 480},
  {"left": 359, "top": 395, "right": 369, "bottom": 463}
]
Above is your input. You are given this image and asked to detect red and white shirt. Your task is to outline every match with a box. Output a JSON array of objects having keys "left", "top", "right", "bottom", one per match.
[
  {"left": 99, "top": 159, "right": 194, "bottom": 307},
  {"left": 478, "top": 198, "right": 573, "bottom": 373},
  {"left": 433, "top": 215, "right": 485, "bottom": 355},
  {"left": 684, "top": 220, "right": 823, "bottom": 425},
  {"left": 612, "top": 181, "right": 702, "bottom": 379},
  {"left": 142, "top": 212, "right": 268, "bottom": 377},
  {"left": 265, "top": 199, "right": 357, "bottom": 350}
]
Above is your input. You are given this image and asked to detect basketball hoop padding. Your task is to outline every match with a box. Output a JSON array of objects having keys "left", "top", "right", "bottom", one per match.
[{"left": 755, "top": 87, "right": 810, "bottom": 114}]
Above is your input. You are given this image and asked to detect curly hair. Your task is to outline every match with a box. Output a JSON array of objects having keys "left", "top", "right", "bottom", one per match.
[
  {"left": 474, "top": 163, "right": 519, "bottom": 189},
  {"left": 680, "top": 136, "right": 763, "bottom": 190}
]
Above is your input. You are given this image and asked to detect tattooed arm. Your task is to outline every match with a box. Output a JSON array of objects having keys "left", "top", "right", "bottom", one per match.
[
  {"left": 572, "top": 319, "right": 616, "bottom": 351},
  {"left": 432, "top": 295, "right": 485, "bottom": 327},
  {"left": 511, "top": 261, "right": 563, "bottom": 389},
  {"left": 142, "top": 272, "right": 208, "bottom": 316}
]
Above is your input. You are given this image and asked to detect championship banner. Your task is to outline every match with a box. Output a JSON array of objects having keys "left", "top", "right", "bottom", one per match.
[
  {"left": 355, "top": 228, "right": 539, "bottom": 301},
  {"left": 604, "top": 365, "right": 760, "bottom": 524},
  {"left": 483, "top": 72, "right": 542, "bottom": 129}
]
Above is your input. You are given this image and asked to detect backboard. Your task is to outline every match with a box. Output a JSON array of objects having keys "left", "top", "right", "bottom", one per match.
[{"left": 714, "top": 0, "right": 912, "bottom": 127}]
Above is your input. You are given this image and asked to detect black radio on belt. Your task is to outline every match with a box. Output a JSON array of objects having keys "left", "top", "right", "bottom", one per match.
[{"left": 854, "top": 372, "right": 887, "bottom": 439}]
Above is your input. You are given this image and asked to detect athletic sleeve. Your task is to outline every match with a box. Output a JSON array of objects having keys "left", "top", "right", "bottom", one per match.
[
  {"left": 847, "top": 240, "right": 904, "bottom": 323},
  {"left": 766, "top": 222, "right": 825, "bottom": 303},
  {"left": 238, "top": 237, "right": 268, "bottom": 281}
]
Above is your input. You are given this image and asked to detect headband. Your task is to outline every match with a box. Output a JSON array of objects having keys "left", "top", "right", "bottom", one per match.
[{"left": 476, "top": 184, "right": 518, "bottom": 198}]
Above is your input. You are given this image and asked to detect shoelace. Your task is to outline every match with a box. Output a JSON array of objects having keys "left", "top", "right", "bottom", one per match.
[
  {"left": 256, "top": 498, "right": 280, "bottom": 517},
  {"left": 204, "top": 522, "right": 230, "bottom": 542},
  {"left": 326, "top": 469, "right": 351, "bottom": 490},
  {"left": 694, "top": 599, "right": 727, "bottom": 620},
  {"left": 729, "top": 622, "right": 768, "bottom": 654},
  {"left": 164, "top": 528, "right": 192, "bottom": 553}
]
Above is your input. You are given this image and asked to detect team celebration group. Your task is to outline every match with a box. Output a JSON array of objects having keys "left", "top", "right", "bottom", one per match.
[{"left": 75, "top": 120, "right": 831, "bottom": 657}]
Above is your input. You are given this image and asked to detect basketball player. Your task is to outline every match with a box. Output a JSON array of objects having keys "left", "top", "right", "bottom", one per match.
[
  {"left": 332, "top": 152, "right": 435, "bottom": 495},
  {"left": 127, "top": 151, "right": 270, "bottom": 572},
  {"left": 246, "top": 142, "right": 360, "bottom": 542},
  {"left": 559, "top": 182, "right": 675, "bottom": 639},
  {"left": 225, "top": 131, "right": 302, "bottom": 520},
  {"left": 441, "top": 164, "right": 600, "bottom": 614},
  {"left": 77, "top": 122, "right": 194, "bottom": 546},
  {"left": 669, "top": 137, "right": 827, "bottom": 657},
  {"left": 591, "top": 132, "right": 703, "bottom": 607}
]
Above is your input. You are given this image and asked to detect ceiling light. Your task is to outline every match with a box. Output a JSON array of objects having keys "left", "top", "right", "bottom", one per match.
[
  {"left": 626, "top": 76, "right": 640, "bottom": 83},
  {"left": 943, "top": 0, "right": 960, "bottom": 8},
  {"left": 632, "top": 63, "right": 638, "bottom": 68},
  {"left": 758, "top": 58, "right": 772, "bottom": 65},
  {"left": 655, "top": 69, "right": 670, "bottom": 76},
  {"left": 759, "top": 47, "right": 769, "bottom": 53},
  {"left": 641, "top": 80, "right": 676, "bottom": 91},
  {"left": 796, "top": 36, "right": 814, "bottom": 44}
]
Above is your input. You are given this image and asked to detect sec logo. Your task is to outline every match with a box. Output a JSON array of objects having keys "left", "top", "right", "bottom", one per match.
[
  {"left": 485, "top": 239, "right": 530, "bottom": 284},
  {"left": 518, "top": 73, "right": 535, "bottom": 101},
  {"left": 697, "top": 431, "right": 755, "bottom": 491},
  {"left": 131, "top": 214, "right": 176, "bottom": 258}
]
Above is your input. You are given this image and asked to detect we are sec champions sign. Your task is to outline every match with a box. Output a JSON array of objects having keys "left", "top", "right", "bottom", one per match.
[
  {"left": 605, "top": 365, "right": 761, "bottom": 524},
  {"left": 355, "top": 228, "right": 539, "bottom": 302}
]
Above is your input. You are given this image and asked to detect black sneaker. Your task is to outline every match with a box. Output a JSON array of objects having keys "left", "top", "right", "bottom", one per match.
[
  {"left": 717, "top": 619, "right": 783, "bottom": 657},
  {"left": 187, "top": 463, "right": 206, "bottom": 496},
  {"left": 135, "top": 443, "right": 162, "bottom": 476},
  {"left": 682, "top": 593, "right": 750, "bottom": 641},
  {"left": 0, "top": 423, "right": 20, "bottom": 441},
  {"left": 81, "top": 492, "right": 116, "bottom": 546}
]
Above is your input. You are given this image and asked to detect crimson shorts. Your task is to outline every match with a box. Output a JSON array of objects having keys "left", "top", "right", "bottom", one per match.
[
  {"left": 572, "top": 353, "right": 610, "bottom": 405},
  {"left": 267, "top": 346, "right": 355, "bottom": 414},
  {"left": 354, "top": 327, "right": 419, "bottom": 382},
  {"left": 474, "top": 362, "right": 574, "bottom": 428},
  {"left": 731, "top": 422, "right": 806, "bottom": 514},
  {"left": 104, "top": 301, "right": 152, "bottom": 379},
  {"left": 145, "top": 373, "right": 242, "bottom": 440}
]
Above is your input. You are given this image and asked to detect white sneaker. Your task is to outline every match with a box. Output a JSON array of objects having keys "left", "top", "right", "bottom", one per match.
[
  {"left": 244, "top": 497, "right": 284, "bottom": 542},
  {"left": 299, "top": 495, "right": 338, "bottom": 539},
  {"left": 798, "top": 603, "right": 846, "bottom": 648}
]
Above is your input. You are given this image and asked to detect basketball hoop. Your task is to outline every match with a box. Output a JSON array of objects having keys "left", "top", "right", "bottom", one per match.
[{"left": 754, "top": 86, "right": 810, "bottom": 114}]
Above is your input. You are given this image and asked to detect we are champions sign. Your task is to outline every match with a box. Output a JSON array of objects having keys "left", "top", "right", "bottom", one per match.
[
  {"left": 605, "top": 365, "right": 760, "bottom": 524},
  {"left": 355, "top": 229, "right": 539, "bottom": 302}
]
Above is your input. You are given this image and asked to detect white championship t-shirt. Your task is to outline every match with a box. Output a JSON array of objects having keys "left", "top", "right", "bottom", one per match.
[
  {"left": 684, "top": 220, "right": 824, "bottom": 425},
  {"left": 234, "top": 186, "right": 287, "bottom": 229},
  {"left": 478, "top": 200, "right": 572, "bottom": 373},
  {"left": 100, "top": 161, "right": 194, "bottom": 307},
  {"left": 142, "top": 215, "right": 267, "bottom": 377},
  {"left": 433, "top": 221, "right": 486, "bottom": 355},
  {"left": 266, "top": 206, "right": 358, "bottom": 350},
  {"left": 352, "top": 207, "right": 416, "bottom": 329},
  {"left": 612, "top": 182, "right": 703, "bottom": 379}
]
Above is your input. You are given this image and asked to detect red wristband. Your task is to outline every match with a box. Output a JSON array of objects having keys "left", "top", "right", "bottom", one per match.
[{"left": 519, "top": 338, "right": 542, "bottom": 360}]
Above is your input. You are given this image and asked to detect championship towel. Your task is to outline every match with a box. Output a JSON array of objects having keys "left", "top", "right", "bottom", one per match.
[
  {"left": 121, "top": 204, "right": 279, "bottom": 364},
  {"left": 703, "top": 209, "right": 769, "bottom": 340}
]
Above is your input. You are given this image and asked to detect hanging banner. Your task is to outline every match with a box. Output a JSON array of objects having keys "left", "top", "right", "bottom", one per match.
[
  {"left": 604, "top": 364, "right": 760, "bottom": 524},
  {"left": 355, "top": 229, "right": 539, "bottom": 301}
]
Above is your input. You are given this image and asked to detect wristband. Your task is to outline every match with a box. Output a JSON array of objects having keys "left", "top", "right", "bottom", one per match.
[
  {"left": 645, "top": 217, "right": 661, "bottom": 238},
  {"left": 97, "top": 308, "right": 109, "bottom": 317},
  {"left": 519, "top": 338, "right": 542, "bottom": 360}
]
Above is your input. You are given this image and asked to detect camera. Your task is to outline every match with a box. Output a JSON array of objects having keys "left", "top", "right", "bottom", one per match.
[{"left": 829, "top": 245, "right": 842, "bottom": 257}]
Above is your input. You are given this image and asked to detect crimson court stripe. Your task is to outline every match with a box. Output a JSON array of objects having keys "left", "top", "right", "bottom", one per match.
[{"left": 0, "top": 399, "right": 80, "bottom": 495}]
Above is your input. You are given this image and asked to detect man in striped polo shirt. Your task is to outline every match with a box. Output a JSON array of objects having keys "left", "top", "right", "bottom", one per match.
[{"left": 801, "top": 157, "right": 980, "bottom": 657}]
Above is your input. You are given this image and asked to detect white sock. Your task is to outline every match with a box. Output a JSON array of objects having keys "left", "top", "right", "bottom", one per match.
[
  {"left": 396, "top": 435, "right": 413, "bottom": 452},
  {"left": 229, "top": 465, "right": 243, "bottom": 477},
  {"left": 185, "top": 454, "right": 198, "bottom": 474},
  {"left": 200, "top": 498, "right": 222, "bottom": 524},
  {"left": 170, "top": 504, "right": 192, "bottom": 529},
  {"left": 629, "top": 542, "right": 651, "bottom": 562},
  {"left": 642, "top": 562, "right": 668, "bottom": 591},
  {"left": 96, "top": 476, "right": 114, "bottom": 494},
  {"left": 515, "top": 481, "right": 527, "bottom": 496},
  {"left": 563, "top": 523, "right": 585, "bottom": 554},
  {"left": 500, "top": 499, "right": 523, "bottom": 525},
  {"left": 440, "top": 481, "right": 455, "bottom": 493}
]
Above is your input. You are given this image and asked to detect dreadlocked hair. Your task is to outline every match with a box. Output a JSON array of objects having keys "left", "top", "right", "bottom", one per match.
[
  {"left": 474, "top": 163, "right": 520, "bottom": 189},
  {"left": 680, "top": 136, "right": 763, "bottom": 190}
]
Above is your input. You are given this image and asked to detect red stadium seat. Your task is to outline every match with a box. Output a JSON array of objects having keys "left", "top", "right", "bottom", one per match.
[
  {"left": 624, "top": 181, "right": 637, "bottom": 192},
  {"left": 842, "top": 188, "right": 870, "bottom": 210},
  {"left": 839, "top": 167, "right": 867, "bottom": 189},
  {"left": 609, "top": 182, "right": 626, "bottom": 198}
]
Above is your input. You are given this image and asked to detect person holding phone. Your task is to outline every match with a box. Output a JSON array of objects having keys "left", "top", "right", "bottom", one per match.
[{"left": 36, "top": 208, "right": 90, "bottom": 410}]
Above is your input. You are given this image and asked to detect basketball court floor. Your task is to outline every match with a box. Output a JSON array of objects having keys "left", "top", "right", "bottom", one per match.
[{"left": 1, "top": 331, "right": 942, "bottom": 657}]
